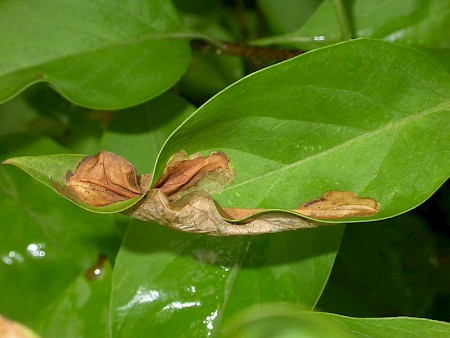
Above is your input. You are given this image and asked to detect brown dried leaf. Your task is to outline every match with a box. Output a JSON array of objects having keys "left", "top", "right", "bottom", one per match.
[
  {"left": 65, "top": 151, "right": 143, "bottom": 206},
  {"left": 295, "top": 190, "right": 380, "bottom": 219},
  {"left": 155, "top": 151, "right": 233, "bottom": 197},
  {"left": 126, "top": 190, "right": 318, "bottom": 236},
  {"left": 221, "top": 190, "right": 380, "bottom": 221}
]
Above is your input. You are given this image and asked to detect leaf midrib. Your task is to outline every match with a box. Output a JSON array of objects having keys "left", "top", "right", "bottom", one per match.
[{"left": 221, "top": 100, "right": 450, "bottom": 193}]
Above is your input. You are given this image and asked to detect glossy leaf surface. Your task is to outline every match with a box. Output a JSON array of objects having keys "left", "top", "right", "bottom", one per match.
[
  {"left": 155, "top": 39, "right": 450, "bottom": 222},
  {"left": 0, "top": 0, "right": 191, "bottom": 109},
  {"left": 110, "top": 220, "right": 344, "bottom": 337}
]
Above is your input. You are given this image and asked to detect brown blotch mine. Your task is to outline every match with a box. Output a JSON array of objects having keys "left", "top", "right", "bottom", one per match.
[{"left": 66, "top": 151, "right": 143, "bottom": 207}]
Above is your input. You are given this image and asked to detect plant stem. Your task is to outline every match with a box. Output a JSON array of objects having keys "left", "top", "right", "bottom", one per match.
[
  {"left": 191, "top": 39, "right": 302, "bottom": 63},
  {"left": 332, "top": 0, "right": 353, "bottom": 41}
]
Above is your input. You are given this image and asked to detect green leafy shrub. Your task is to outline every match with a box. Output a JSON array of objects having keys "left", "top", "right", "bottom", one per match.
[{"left": 1, "top": 0, "right": 449, "bottom": 337}]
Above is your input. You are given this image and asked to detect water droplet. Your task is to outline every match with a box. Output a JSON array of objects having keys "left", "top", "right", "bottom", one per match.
[
  {"left": 2, "top": 251, "right": 24, "bottom": 265},
  {"left": 204, "top": 310, "right": 219, "bottom": 336},
  {"left": 161, "top": 301, "right": 201, "bottom": 313},
  {"left": 85, "top": 254, "right": 106, "bottom": 280},
  {"left": 27, "top": 242, "right": 46, "bottom": 259}
]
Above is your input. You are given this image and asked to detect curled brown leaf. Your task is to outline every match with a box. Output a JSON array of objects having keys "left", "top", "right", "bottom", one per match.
[
  {"left": 155, "top": 151, "right": 233, "bottom": 197},
  {"left": 65, "top": 151, "right": 143, "bottom": 206}
]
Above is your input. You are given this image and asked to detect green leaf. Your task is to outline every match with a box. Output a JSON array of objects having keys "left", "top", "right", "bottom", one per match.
[
  {"left": 257, "top": 0, "right": 323, "bottom": 35},
  {"left": 268, "top": 0, "right": 450, "bottom": 59},
  {"left": 224, "top": 306, "right": 450, "bottom": 338},
  {"left": 177, "top": 14, "right": 245, "bottom": 103},
  {"left": 110, "top": 220, "right": 343, "bottom": 337},
  {"left": 0, "top": 0, "right": 191, "bottom": 109},
  {"left": 34, "top": 264, "right": 113, "bottom": 338},
  {"left": 2, "top": 153, "right": 141, "bottom": 213},
  {"left": 0, "top": 135, "right": 118, "bottom": 336},
  {"left": 155, "top": 38, "right": 450, "bottom": 222}
]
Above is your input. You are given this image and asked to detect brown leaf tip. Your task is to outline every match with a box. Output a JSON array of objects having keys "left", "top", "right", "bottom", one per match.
[
  {"left": 65, "top": 151, "right": 143, "bottom": 207},
  {"left": 155, "top": 151, "right": 233, "bottom": 197}
]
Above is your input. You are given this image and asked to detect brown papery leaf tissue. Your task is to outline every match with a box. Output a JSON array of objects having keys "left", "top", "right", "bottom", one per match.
[
  {"left": 65, "top": 151, "right": 143, "bottom": 206},
  {"left": 65, "top": 151, "right": 380, "bottom": 235}
]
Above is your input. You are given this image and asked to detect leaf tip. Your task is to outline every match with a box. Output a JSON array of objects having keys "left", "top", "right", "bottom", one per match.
[{"left": 1, "top": 158, "right": 13, "bottom": 165}]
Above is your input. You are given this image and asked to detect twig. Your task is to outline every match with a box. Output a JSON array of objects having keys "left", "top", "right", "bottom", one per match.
[{"left": 191, "top": 39, "right": 303, "bottom": 63}]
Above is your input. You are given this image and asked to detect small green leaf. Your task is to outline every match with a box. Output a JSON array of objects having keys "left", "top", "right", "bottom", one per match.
[
  {"left": 0, "top": 0, "right": 191, "bottom": 109},
  {"left": 155, "top": 38, "right": 450, "bottom": 223}
]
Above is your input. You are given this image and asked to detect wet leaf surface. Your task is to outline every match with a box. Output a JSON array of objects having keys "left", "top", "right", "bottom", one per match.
[{"left": 110, "top": 221, "right": 344, "bottom": 337}]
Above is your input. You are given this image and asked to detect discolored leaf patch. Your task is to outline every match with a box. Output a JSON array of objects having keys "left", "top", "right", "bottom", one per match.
[
  {"left": 221, "top": 190, "right": 380, "bottom": 221},
  {"left": 127, "top": 189, "right": 318, "bottom": 235},
  {"left": 4, "top": 150, "right": 379, "bottom": 235},
  {"left": 155, "top": 150, "right": 233, "bottom": 197},
  {"left": 0, "top": 315, "right": 40, "bottom": 338},
  {"left": 65, "top": 151, "right": 143, "bottom": 207},
  {"left": 125, "top": 151, "right": 380, "bottom": 235}
]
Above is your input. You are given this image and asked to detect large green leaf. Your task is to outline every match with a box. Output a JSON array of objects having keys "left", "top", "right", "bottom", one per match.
[
  {"left": 155, "top": 38, "right": 450, "bottom": 222},
  {"left": 110, "top": 220, "right": 343, "bottom": 337},
  {"left": 0, "top": 0, "right": 191, "bottom": 109},
  {"left": 0, "top": 136, "right": 118, "bottom": 337},
  {"left": 224, "top": 306, "right": 450, "bottom": 338}
]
